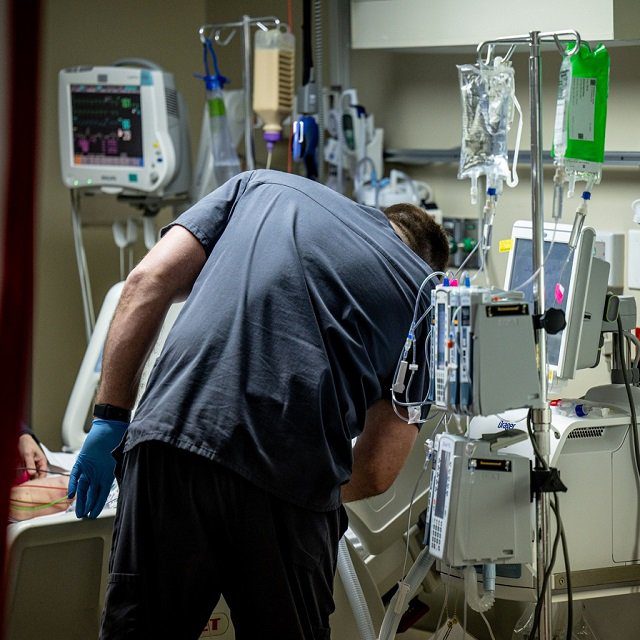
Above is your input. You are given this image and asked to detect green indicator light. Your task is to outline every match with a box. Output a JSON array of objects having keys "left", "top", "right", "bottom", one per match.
[{"left": 129, "top": 173, "right": 138, "bottom": 182}]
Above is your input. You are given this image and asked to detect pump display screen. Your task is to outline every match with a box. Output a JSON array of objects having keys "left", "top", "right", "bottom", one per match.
[
  {"left": 435, "top": 450, "right": 451, "bottom": 519},
  {"left": 437, "top": 303, "right": 446, "bottom": 366},
  {"left": 70, "top": 85, "right": 143, "bottom": 167},
  {"left": 508, "top": 238, "right": 573, "bottom": 366}
]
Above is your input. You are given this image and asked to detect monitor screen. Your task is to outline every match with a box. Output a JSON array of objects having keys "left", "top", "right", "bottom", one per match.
[
  {"left": 437, "top": 302, "right": 446, "bottom": 367},
  {"left": 508, "top": 238, "right": 573, "bottom": 367},
  {"left": 435, "top": 450, "right": 451, "bottom": 519},
  {"left": 71, "top": 84, "right": 143, "bottom": 167}
]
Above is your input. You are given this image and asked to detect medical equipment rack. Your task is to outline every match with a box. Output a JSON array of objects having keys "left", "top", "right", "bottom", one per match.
[
  {"left": 473, "top": 30, "right": 584, "bottom": 640},
  {"left": 197, "top": 15, "right": 285, "bottom": 173}
]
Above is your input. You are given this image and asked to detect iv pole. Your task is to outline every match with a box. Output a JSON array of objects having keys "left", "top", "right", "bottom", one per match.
[
  {"left": 198, "top": 15, "right": 283, "bottom": 171},
  {"left": 476, "top": 29, "right": 581, "bottom": 640}
]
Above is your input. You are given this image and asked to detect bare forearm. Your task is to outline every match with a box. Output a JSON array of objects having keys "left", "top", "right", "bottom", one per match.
[
  {"left": 96, "top": 271, "right": 173, "bottom": 408},
  {"left": 95, "top": 226, "right": 206, "bottom": 409},
  {"left": 341, "top": 439, "right": 400, "bottom": 503},
  {"left": 341, "top": 467, "right": 379, "bottom": 503},
  {"left": 341, "top": 399, "right": 418, "bottom": 504}
]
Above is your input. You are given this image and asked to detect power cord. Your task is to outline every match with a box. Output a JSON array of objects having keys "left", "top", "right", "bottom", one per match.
[
  {"left": 616, "top": 317, "right": 640, "bottom": 481},
  {"left": 551, "top": 494, "right": 572, "bottom": 640},
  {"left": 526, "top": 410, "right": 573, "bottom": 640}
]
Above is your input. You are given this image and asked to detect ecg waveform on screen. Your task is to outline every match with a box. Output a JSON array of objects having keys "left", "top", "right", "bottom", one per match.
[{"left": 71, "top": 89, "right": 143, "bottom": 167}]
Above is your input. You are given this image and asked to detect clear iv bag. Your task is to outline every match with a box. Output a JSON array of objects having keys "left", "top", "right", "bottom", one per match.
[
  {"left": 207, "top": 85, "right": 242, "bottom": 189},
  {"left": 458, "top": 61, "right": 516, "bottom": 202}
]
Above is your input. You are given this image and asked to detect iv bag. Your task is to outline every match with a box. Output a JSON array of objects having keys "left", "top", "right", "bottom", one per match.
[
  {"left": 458, "top": 60, "right": 516, "bottom": 202},
  {"left": 552, "top": 43, "right": 610, "bottom": 194},
  {"left": 207, "top": 85, "right": 242, "bottom": 189}
]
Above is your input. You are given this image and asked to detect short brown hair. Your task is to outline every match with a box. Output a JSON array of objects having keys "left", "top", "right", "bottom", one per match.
[{"left": 383, "top": 203, "right": 450, "bottom": 272}]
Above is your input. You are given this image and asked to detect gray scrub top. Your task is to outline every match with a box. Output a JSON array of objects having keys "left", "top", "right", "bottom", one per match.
[{"left": 125, "top": 170, "right": 433, "bottom": 511}]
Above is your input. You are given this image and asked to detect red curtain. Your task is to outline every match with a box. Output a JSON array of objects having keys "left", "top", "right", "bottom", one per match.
[{"left": 0, "top": 0, "right": 41, "bottom": 634}]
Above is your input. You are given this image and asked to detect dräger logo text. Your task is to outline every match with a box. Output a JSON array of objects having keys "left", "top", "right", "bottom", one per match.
[{"left": 498, "top": 420, "right": 516, "bottom": 430}]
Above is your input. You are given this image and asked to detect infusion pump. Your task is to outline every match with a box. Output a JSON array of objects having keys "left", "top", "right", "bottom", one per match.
[{"left": 58, "top": 64, "right": 190, "bottom": 197}]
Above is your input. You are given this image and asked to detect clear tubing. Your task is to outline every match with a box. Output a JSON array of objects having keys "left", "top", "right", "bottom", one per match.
[
  {"left": 480, "top": 611, "right": 497, "bottom": 640},
  {"left": 314, "top": 0, "right": 325, "bottom": 182},
  {"left": 568, "top": 202, "right": 587, "bottom": 249},
  {"left": 70, "top": 192, "right": 95, "bottom": 343},
  {"left": 378, "top": 548, "right": 436, "bottom": 640},
  {"left": 463, "top": 565, "right": 495, "bottom": 613},
  {"left": 505, "top": 92, "right": 523, "bottom": 188},
  {"left": 511, "top": 222, "right": 559, "bottom": 291},
  {"left": 411, "top": 272, "right": 445, "bottom": 328},
  {"left": 336, "top": 537, "right": 377, "bottom": 640},
  {"left": 552, "top": 166, "right": 566, "bottom": 220},
  {"left": 453, "top": 235, "right": 481, "bottom": 278}
]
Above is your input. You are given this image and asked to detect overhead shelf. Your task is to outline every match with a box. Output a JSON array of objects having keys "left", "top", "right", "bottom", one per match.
[
  {"left": 384, "top": 148, "right": 640, "bottom": 168},
  {"left": 351, "top": 0, "right": 640, "bottom": 51}
]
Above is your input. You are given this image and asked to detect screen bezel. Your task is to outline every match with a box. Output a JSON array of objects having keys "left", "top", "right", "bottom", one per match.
[{"left": 504, "top": 220, "right": 595, "bottom": 381}]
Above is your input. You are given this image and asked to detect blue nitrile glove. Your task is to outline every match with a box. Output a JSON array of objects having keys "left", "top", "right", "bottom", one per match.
[{"left": 68, "top": 418, "right": 128, "bottom": 519}]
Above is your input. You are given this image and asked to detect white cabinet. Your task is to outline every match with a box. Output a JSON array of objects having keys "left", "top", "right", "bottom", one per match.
[{"left": 351, "top": 0, "right": 640, "bottom": 50}]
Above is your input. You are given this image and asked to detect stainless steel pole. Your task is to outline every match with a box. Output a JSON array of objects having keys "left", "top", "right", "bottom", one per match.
[
  {"left": 529, "top": 30, "right": 553, "bottom": 640},
  {"left": 242, "top": 15, "right": 255, "bottom": 170}
]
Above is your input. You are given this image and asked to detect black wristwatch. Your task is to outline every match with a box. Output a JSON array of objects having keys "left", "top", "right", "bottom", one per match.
[{"left": 93, "top": 403, "right": 132, "bottom": 423}]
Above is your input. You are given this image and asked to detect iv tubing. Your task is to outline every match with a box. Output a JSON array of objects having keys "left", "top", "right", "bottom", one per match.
[
  {"left": 378, "top": 547, "right": 436, "bottom": 640},
  {"left": 463, "top": 564, "right": 496, "bottom": 613},
  {"left": 314, "top": 0, "right": 325, "bottom": 182},
  {"left": 336, "top": 537, "right": 377, "bottom": 640},
  {"left": 70, "top": 192, "right": 95, "bottom": 343},
  {"left": 512, "top": 222, "right": 560, "bottom": 291}
]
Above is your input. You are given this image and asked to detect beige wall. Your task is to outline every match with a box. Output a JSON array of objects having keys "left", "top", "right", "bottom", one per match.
[
  {"left": 33, "top": 0, "right": 206, "bottom": 447},
  {"left": 352, "top": 45, "right": 640, "bottom": 396},
  {"left": 34, "top": 3, "right": 640, "bottom": 447}
]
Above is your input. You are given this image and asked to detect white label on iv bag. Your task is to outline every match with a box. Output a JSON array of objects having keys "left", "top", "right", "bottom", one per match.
[
  {"left": 569, "top": 77, "right": 596, "bottom": 143},
  {"left": 553, "top": 65, "right": 571, "bottom": 151}
]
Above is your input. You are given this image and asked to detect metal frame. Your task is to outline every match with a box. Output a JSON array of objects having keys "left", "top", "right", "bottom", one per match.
[
  {"left": 475, "top": 30, "right": 582, "bottom": 640},
  {"left": 384, "top": 148, "right": 640, "bottom": 167},
  {"left": 198, "top": 16, "right": 284, "bottom": 171}
]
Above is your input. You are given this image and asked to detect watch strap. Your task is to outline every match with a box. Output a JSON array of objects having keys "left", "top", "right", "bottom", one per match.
[{"left": 93, "top": 403, "right": 131, "bottom": 423}]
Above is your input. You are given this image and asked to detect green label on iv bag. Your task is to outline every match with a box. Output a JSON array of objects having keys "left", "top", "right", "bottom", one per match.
[{"left": 208, "top": 97, "right": 226, "bottom": 118}]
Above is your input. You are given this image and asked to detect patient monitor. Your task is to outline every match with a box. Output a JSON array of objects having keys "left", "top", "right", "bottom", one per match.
[
  {"left": 505, "top": 220, "right": 609, "bottom": 384},
  {"left": 58, "top": 62, "right": 191, "bottom": 197}
]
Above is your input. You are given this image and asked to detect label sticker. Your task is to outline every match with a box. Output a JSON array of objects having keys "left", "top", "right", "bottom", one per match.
[
  {"left": 499, "top": 239, "right": 513, "bottom": 253},
  {"left": 569, "top": 77, "right": 596, "bottom": 142}
]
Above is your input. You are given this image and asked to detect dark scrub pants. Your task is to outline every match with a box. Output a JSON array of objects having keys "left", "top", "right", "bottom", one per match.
[{"left": 100, "top": 442, "right": 348, "bottom": 640}]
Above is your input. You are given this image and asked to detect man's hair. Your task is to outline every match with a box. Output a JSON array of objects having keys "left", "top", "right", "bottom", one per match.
[{"left": 383, "top": 203, "right": 450, "bottom": 272}]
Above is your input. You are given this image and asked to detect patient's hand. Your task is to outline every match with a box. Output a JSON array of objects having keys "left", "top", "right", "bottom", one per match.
[
  {"left": 9, "top": 475, "right": 71, "bottom": 522},
  {"left": 17, "top": 434, "right": 48, "bottom": 479}
]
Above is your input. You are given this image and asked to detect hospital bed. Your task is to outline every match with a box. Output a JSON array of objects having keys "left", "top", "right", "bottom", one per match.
[
  {"left": 5, "top": 283, "right": 437, "bottom": 639},
  {"left": 4, "top": 285, "right": 129, "bottom": 640}
]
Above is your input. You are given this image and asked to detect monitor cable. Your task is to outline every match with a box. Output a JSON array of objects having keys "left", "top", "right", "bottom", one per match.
[{"left": 616, "top": 317, "right": 640, "bottom": 480}]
